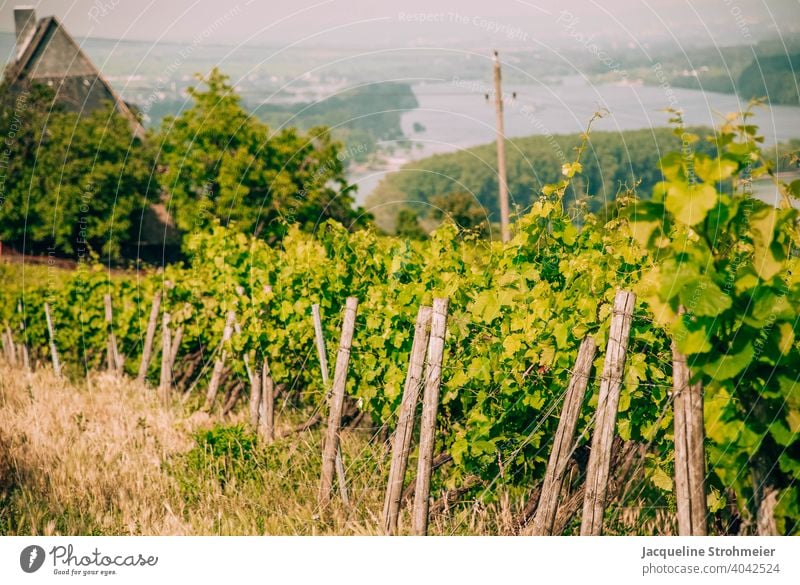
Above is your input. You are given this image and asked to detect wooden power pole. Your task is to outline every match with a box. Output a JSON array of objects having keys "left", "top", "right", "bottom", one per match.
[{"left": 493, "top": 50, "right": 511, "bottom": 243}]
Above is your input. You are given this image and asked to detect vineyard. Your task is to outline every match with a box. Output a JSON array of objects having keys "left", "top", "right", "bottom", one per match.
[{"left": 0, "top": 115, "right": 798, "bottom": 536}]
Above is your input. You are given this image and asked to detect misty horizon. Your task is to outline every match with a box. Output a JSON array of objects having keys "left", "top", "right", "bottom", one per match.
[{"left": 0, "top": 0, "right": 797, "bottom": 49}]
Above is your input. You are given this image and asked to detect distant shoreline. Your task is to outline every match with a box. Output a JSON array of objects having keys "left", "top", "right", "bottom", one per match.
[{"left": 349, "top": 79, "right": 800, "bottom": 204}]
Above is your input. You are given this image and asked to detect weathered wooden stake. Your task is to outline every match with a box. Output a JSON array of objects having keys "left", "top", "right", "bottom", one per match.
[
  {"left": 233, "top": 320, "right": 254, "bottom": 385},
  {"left": 104, "top": 294, "right": 123, "bottom": 374},
  {"left": 757, "top": 487, "right": 778, "bottom": 535},
  {"left": 137, "top": 291, "right": 162, "bottom": 383},
  {"left": 530, "top": 336, "right": 597, "bottom": 535},
  {"left": 168, "top": 324, "right": 183, "bottom": 373},
  {"left": 673, "top": 327, "right": 707, "bottom": 535},
  {"left": 312, "top": 303, "right": 350, "bottom": 506},
  {"left": 203, "top": 310, "right": 236, "bottom": 412},
  {"left": 412, "top": 298, "right": 449, "bottom": 536},
  {"left": 580, "top": 290, "right": 636, "bottom": 536},
  {"left": 259, "top": 358, "right": 275, "bottom": 443},
  {"left": 318, "top": 297, "right": 358, "bottom": 509},
  {"left": 159, "top": 312, "right": 172, "bottom": 404},
  {"left": 249, "top": 365, "right": 262, "bottom": 429},
  {"left": 382, "top": 305, "right": 433, "bottom": 535},
  {"left": 17, "top": 303, "right": 30, "bottom": 371},
  {"left": 19, "top": 342, "right": 30, "bottom": 372},
  {"left": 44, "top": 302, "right": 62, "bottom": 377},
  {"left": 1, "top": 328, "right": 11, "bottom": 363},
  {"left": 335, "top": 449, "right": 350, "bottom": 508},
  {"left": 311, "top": 304, "right": 330, "bottom": 384},
  {"left": 5, "top": 325, "right": 17, "bottom": 365},
  {"left": 248, "top": 366, "right": 261, "bottom": 423},
  {"left": 3, "top": 325, "right": 17, "bottom": 366}
]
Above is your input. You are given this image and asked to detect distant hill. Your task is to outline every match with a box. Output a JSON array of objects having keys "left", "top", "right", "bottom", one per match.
[
  {"left": 667, "top": 45, "right": 799, "bottom": 105},
  {"left": 366, "top": 127, "right": 718, "bottom": 233},
  {"left": 253, "top": 83, "right": 418, "bottom": 164},
  {"left": 737, "top": 53, "right": 800, "bottom": 105}
]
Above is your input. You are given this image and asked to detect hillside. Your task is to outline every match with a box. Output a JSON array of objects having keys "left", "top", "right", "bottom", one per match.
[
  {"left": 254, "top": 82, "right": 419, "bottom": 163},
  {"left": 366, "top": 127, "right": 717, "bottom": 233}
]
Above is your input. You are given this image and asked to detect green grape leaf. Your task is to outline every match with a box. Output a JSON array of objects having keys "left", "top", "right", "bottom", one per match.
[
  {"left": 707, "top": 488, "right": 726, "bottom": 513},
  {"left": 665, "top": 182, "right": 718, "bottom": 226},
  {"left": 769, "top": 420, "right": 794, "bottom": 447},
  {"left": 678, "top": 276, "right": 732, "bottom": 317},
  {"left": 750, "top": 207, "right": 784, "bottom": 280},
  {"left": 701, "top": 342, "right": 754, "bottom": 381},
  {"left": 673, "top": 316, "right": 713, "bottom": 354},
  {"left": 694, "top": 154, "right": 738, "bottom": 184},
  {"left": 650, "top": 466, "right": 673, "bottom": 492},
  {"left": 451, "top": 437, "right": 469, "bottom": 465},
  {"left": 778, "top": 452, "right": 800, "bottom": 480},
  {"left": 659, "top": 152, "right": 686, "bottom": 181}
]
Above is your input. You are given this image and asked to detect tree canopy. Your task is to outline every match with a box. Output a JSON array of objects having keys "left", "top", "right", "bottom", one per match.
[
  {"left": 155, "top": 68, "right": 367, "bottom": 244},
  {"left": 0, "top": 82, "right": 151, "bottom": 260}
]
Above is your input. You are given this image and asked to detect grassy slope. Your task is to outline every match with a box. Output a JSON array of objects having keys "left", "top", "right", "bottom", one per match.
[{"left": 0, "top": 363, "right": 546, "bottom": 536}]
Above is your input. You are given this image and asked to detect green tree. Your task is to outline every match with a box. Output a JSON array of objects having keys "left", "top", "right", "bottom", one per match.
[
  {"left": 366, "top": 127, "right": 719, "bottom": 233},
  {"left": 738, "top": 54, "right": 800, "bottom": 105},
  {"left": 155, "top": 68, "right": 366, "bottom": 244},
  {"left": 0, "top": 81, "right": 151, "bottom": 260},
  {"left": 395, "top": 208, "right": 426, "bottom": 239},
  {"left": 429, "top": 191, "right": 489, "bottom": 236}
]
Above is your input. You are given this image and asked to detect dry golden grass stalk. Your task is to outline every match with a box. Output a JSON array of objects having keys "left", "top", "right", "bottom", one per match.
[{"left": 0, "top": 364, "right": 529, "bottom": 535}]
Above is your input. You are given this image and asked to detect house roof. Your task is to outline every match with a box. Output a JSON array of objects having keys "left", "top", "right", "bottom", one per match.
[{"left": 5, "top": 15, "right": 145, "bottom": 139}]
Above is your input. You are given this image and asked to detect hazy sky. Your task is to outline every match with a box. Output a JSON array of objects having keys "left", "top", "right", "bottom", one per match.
[{"left": 0, "top": 0, "right": 797, "bottom": 48}]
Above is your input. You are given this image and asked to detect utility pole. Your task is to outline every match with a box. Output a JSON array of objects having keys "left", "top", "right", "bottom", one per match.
[{"left": 493, "top": 50, "right": 511, "bottom": 243}]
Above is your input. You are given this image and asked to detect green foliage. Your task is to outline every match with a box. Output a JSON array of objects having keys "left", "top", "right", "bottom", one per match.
[
  {"left": 430, "top": 191, "right": 490, "bottom": 236},
  {"left": 3, "top": 112, "right": 798, "bottom": 533},
  {"left": 738, "top": 53, "right": 800, "bottom": 105},
  {"left": 0, "top": 68, "right": 377, "bottom": 261},
  {"left": 0, "top": 82, "right": 152, "bottom": 260},
  {"left": 176, "top": 424, "right": 260, "bottom": 500},
  {"left": 155, "top": 68, "right": 367, "bottom": 245},
  {"left": 257, "top": 82, "right": 418, "bottom": 163},
  {"left": 395, "top": 208, "right": 427, "bottom": 240},
  {"left": 367, "top": 127, "right": 719, "bottom": 234},
  {"left": 626, "top": 107, "right": 800, "bottom": 533}
]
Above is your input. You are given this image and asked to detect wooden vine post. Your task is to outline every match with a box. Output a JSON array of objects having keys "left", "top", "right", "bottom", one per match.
[
  {"left": 203, "top": 310, "right": 236, "bottom": 412},
  {"left": 311, "top": 303, "right": 349, "bottom": 505},
  {"left": 44, "top": 302, "right": 62, "bottom": 377},
  {"left": 249, "top": 285, "right": 275, "bottom": 440},
  {"left": 260, "top": 359, "right": 275, "bottom": 443},
  {"left": 672, "top": 309, "right": 707, "bottom": 535},
  {"left": 18, "top": 302, "right": 30, "bottom": 372},
  {"left": 249, "top": 364, "right": 262, "bottom": 419},
  {"left": 158, "top": 312, "right": 172, "bottom": 404},
  {"left": 318, "top": 297, "right": 358, "bottom": 510},
  {"left": 529, "top": 336, "right": 597, "bottom": 535},
  {"left": 382, "top": 305, "right": 433, "bottom": 535},
  {"left": 104, "top": 294, "right": 123, "bottom": 374},
  {"left": 1, "top": 328, "right": 8, "bottom": 364},
  {"left": 233, "top": 319, "right": 254, "bottom": 386},
  {"left": 3, "top": 325, "right": 17, "bottom": 366},
  {"left": 412, "top": 298, "right": 449, "bottom": 536},
  {"left": 249, "top": 364, "right": 262, "bottom": 429},
  {"left": 580, "top": 290, "right": 636, "bottom": 535},
  {"left": 168, "top": 325, "right": 184, "bottom": 372},
  {"left": 137, "top": 291, "right": 162, "bottom": 383}
]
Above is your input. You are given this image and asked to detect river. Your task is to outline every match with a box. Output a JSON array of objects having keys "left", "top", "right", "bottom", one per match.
[{"left": 350, "top": 77, "right": 800, "bottom": 204}]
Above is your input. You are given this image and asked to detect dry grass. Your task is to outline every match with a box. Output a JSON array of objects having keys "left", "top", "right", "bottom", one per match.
[{"left": 0, "top": 364, "right": 529, "bottom": 535}]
